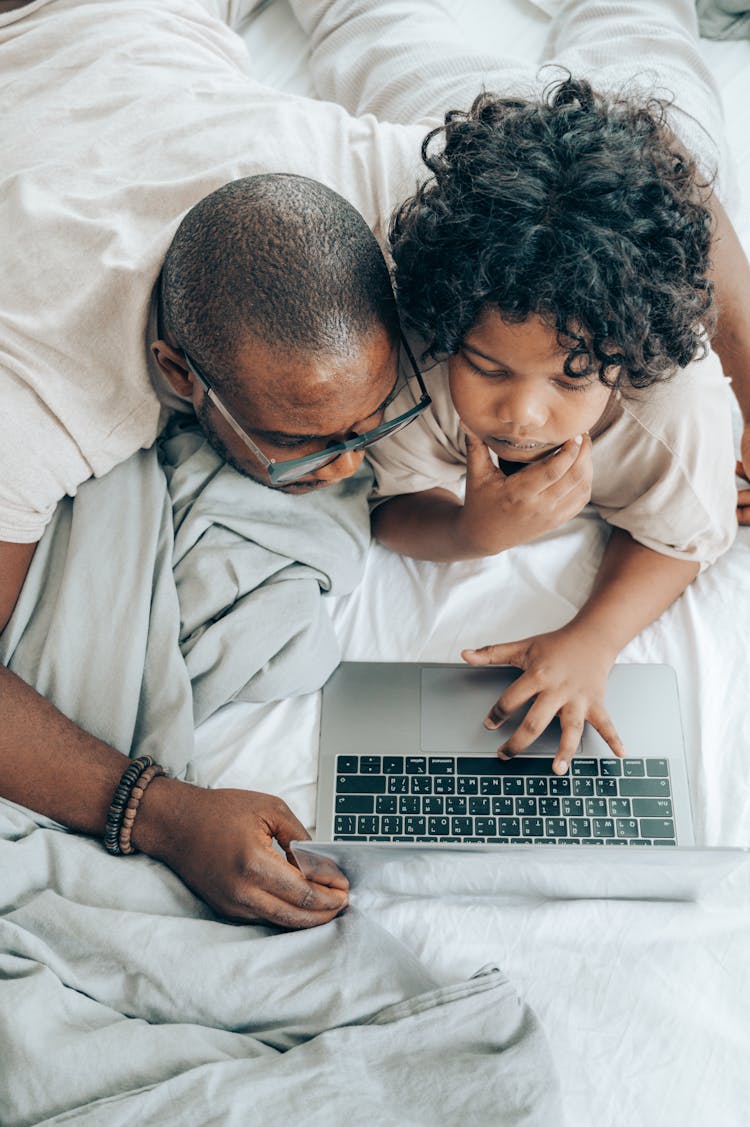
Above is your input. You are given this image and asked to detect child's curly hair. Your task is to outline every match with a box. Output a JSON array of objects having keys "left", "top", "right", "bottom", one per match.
[{"left": 389, "top": 76, "right": 715, "bottom": 388}]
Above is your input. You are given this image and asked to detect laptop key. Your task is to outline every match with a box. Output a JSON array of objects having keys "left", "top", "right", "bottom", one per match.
[
  {"left": 411, "top": 776, "right": 433, "bottom": 794},
  {"left": 573, "top": 778, "right": 594, "bottom": 796},
  {"left": 405, "top": 757, "right": 427, "bottom": 774},
  {"left": 337, "top": 775, "right": 386, "bottom": 793},
  {"left": 572, "top": 759, "right": 598, "bottom": 776},
  {"left": 446, "top": 796, "right": 467, "bottom": 815},
  {"left": 336, "top": 795, "right": 374, "bottom": 813},
  {"left": 404, "top": 816, "right": 426, "bottom": 835},
  {"left": 539, "top": 797, "right": 561, "bottom": 817},
  {"left": 399, "top": 796, "right": 421, "bottom": 814},
  {"left": 616, "top": 818, "right": 639, "bottom": 838},
  {"left": 632, "top": 798, "right": 673, "bottom": 817},
  {"left": 600, "top": 759, "right": 622, "bottom": 776},
  {"left": 549, "top": 777, "right": 571, "bottom": 795},
  {"left": 646, "top": 759, "right": 669, "bottom": 777},
  {"left": 593, "top": 818, "right": 615, "bottom": 838},
  {"left": 497, "top": 818, "right": 521, "bottom": 836},
  {"left": 561, "top": 798, "right": 583, "bottom": 817},
  {"left": 469, "top": 796, "right": 490, "bottom": 816},
  {"left": 429, "top": 758, "right": 456, "bottom": 774},
  {"left": 503, "top": 778, "right": 524, "bottom": 796},
  {"left": 480, "top": 777, "right": 503, "bottom": 795},
  {"left": 475, "top": 817, "right": 497, "bottom": 836},
  {"left": 526, "top": 777, "right": 549, "bottom": 795},
  {"left": 376, "top": 795, "right": 398, "bottom": 814},
  {"left": 545, "top": 818, "right": 568, "bottom": 838},
  {"left": 569, "top": 818, "right": 591, "bottom": 837},
  {"left": 609, "top": 799, "right": 632, "bottom": 817},
  {"left": 620, "top": 779, "right": 671, "bottom": 798},
  {"left": 434, "top": 776, "right": 456, "bottom": 794},
  {"left": 639, "top": 818, "right": 676, "bottom": 839},
  {"left": 382, "top": 756, "right": 404, "bottom": 774},
  {"left": 423, "top": 796, "right": 444, "bottom": 815},
  {"left": 387, "top": 776, "right": 409, "bottom": 794},
  {"left": 428, "top": 816, "right": 451, "bottom": 835},
  {"left": 623, "top": 759, "right": 646, "bottom": 776},
  {"left": 492, "top": 797, "right": 514, "bottom": 816},
  {"left": 357, "top": 816, "right": 380, "bottom": 835},
  {"left": 457, "top": 777, "right": 479, "bottom": 794},
  {"left": 517, "top": 797, "right": 538, "bottom": 816},
  {"left": 653, "top": 840, "right": 677, "bottom": 846},
  {"left": 336, "top": 756, "right": 358, "bottom": 773},
  {"left": 451, "top": 817, "right": 473, "bottom": 836},
  {"left": 522, "top": 818, "right": 544, "bottom": 837},
  {"left": 334, "top": 816, "right": 356, "bottom": 835},
  {"left": 381, "top": 816, "right": 403, "bottom": 835},
  {"left": 360, "top": 756, "right": 381, "bottom": 774},
  {"left": 595, "top": 779, "right": 617, "bottom": 797}
]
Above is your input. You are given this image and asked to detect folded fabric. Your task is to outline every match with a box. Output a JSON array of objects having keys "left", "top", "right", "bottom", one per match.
[
  {"left": 0, "top": 421, "right": 371, "bottom": 774},
  {"left": 696, "top": 0, "right": 750, "bottom": 38}
]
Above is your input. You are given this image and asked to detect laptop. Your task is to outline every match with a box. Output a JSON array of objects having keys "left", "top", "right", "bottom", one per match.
[{"left": 292, "top": 661, "right": 748, "bottom": 901}]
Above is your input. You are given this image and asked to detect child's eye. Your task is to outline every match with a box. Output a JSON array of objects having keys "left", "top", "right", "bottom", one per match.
[
  {"left": 554, "top": 377, "right": 595, "bottom": 394},
  {"left": 461, "top": 353, "right": 509, "bottom": 379}
]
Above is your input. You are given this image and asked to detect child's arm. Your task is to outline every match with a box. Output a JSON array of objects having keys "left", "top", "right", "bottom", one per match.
[
  {"left": 372, "top": 432, "right": 593, "bottom": 561},
  {"left": 706, "top": 193, "right": 750, "bottom": 520},
  {"left": 462, "top": 529, "right": 699, "bottom": 775}
]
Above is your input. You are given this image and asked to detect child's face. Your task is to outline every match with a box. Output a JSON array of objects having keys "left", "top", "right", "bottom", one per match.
[{"left": 448, "top": 309, "right": 613, "bottom": 462}]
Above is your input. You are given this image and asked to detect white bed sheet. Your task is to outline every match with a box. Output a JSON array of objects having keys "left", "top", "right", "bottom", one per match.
[{"left": 182, "top": 4, "right": 750, "bottom": 1124}]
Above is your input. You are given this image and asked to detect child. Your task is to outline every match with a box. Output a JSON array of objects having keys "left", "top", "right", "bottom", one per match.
[{"left": 368, "top": 78, "right": 737, "bottom": 775}]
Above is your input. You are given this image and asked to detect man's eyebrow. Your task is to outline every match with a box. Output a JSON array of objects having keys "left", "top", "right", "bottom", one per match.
[{"left": 249, "top": 377, "right": 401, "bottom": 443}]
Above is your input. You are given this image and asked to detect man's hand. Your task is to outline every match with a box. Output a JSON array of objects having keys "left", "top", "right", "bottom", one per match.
[
  {"left": 737, "top": 421, "right": 750, "bottom": 525},
  {"left": 456, "top": 431, "right": 593, "bottom": 556},
  {"left": 136, "top": 781, "right": 349, "bottom": 929},
  {"left": 462, "top": 626, "right": 624, "bottom": 776}
]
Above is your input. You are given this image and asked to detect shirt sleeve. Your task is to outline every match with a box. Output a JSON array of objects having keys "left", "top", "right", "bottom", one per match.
[{"left": 589, "top": 347, "right": 737, "bottom": 568}]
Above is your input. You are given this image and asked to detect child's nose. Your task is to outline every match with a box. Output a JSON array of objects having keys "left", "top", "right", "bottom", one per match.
[{"left": 496, "top": 385, "right": 547, "bottom": 429}]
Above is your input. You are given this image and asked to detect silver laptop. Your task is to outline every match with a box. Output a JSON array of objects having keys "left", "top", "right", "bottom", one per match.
[{"left": 292, "top": 662, "right": 748, "bottom": 901}]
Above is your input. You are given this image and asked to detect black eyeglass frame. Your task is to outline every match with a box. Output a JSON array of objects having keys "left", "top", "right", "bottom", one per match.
[{"left": 183, "top": 333, "right": 431, "bottom": 485}]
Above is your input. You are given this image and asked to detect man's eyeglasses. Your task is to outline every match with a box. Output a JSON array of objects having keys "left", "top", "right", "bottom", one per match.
[{"left": 183, "top": 334, "right": 431, "bottom": 485}]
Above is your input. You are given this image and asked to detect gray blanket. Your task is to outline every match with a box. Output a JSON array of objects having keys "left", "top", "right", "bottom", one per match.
[
  {"left": 696, "top": 0, "right": 750, "bottom": 38},
  {"left": 1, "top": 421, "right": 372, "bottom": 774},
  {"left": 0, "top": 431, "right": 562, "bottom": 1125}
]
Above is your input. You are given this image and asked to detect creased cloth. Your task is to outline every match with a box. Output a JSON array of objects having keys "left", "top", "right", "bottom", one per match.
[
  {"left": 0, "top": 426, "right": 561, "bottom": 1127},
  {"left": 0, "top": 800, "right": 562, "bottom": 1126},
  {"left": 0, "top": 421, "right": 372, "bottom": 775},
  {"left": 696, "top": 0, "right": 750, "bottom": 38}
]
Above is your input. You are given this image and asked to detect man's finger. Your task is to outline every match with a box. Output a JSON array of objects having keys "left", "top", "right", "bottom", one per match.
[
  {"left": 226, "top": 881, "right": 349, "bottom": 930},
  {"left": 290, "top": 846, "right": 350, "bottom": 891},
  {"left": 244, "top": 845, "right": 350, "bottom": 914}
]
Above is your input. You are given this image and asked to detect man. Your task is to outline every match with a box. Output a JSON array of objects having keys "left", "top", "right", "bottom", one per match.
[{"left": 2, "top": 0, "right": 749, "bottom": 928}]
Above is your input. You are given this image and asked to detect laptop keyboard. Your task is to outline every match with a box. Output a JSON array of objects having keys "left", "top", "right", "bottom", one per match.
[{"left": 333, "top": 755, "right": 677, "bottom": 845}]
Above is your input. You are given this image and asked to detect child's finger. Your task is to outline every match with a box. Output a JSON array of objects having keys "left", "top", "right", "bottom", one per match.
[
  {"left": 524, "top": 435, "right": 588, "bottom": 492},
  {"left": 737, "top": 460, "right": 750, "bottom": 484},
  {"left": 463, "top": 427, "right": 504, "bottom": 484}
]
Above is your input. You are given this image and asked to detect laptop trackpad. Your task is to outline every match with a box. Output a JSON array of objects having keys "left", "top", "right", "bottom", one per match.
[{"left": 420, "top": 665, "right": 562, "bottom": 755}]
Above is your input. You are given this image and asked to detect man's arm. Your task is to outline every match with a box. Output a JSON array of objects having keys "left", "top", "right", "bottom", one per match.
[
  {"left": 463, "top": 530, "right": 699, "bottom": 774},
  {"left": 0, "top": 541, "right": 348, "bottom": 928}
]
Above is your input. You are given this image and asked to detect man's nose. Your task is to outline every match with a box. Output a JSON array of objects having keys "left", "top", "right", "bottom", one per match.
[{"left": 312, "top": 447, "right": 366, "bottom": 483}]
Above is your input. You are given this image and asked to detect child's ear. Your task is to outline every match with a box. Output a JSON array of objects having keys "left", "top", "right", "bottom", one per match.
[{"left": 151, "top": 340, "right": 193, "bottom": 398}]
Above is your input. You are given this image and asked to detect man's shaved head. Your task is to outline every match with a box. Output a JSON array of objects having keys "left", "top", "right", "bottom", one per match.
[{"left": 160, "top": 173, "right": 399, "bottom": 388}]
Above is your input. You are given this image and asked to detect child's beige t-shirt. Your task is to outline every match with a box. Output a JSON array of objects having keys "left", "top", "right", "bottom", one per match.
[{"left": 367, "top": 346, "right": 737, "bottom": 566}]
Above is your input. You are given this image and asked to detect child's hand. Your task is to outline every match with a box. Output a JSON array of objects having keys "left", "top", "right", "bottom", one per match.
[
  {"left": 462, "top": 626, "right": 625, "bottom": 775},
  {"left": 457, "top": 430, "right": 593, "bottom": 555}
]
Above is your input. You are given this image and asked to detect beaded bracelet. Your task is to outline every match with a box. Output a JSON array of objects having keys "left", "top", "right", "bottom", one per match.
[
  {"left": 104, "top": 755, "right": 153, "bottom": 855},
  {"left": 118, "top": 763, "right": 166, "bottom": 855}
]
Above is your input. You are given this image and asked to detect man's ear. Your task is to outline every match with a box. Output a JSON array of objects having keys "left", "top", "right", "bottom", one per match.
[{"left": 151, "top": 340, "right": 194, "bottom": 398}]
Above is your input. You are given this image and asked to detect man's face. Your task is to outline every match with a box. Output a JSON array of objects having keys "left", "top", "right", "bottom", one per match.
[{"left": 192, "top": 326, "right": 399, "bottom": 493}]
